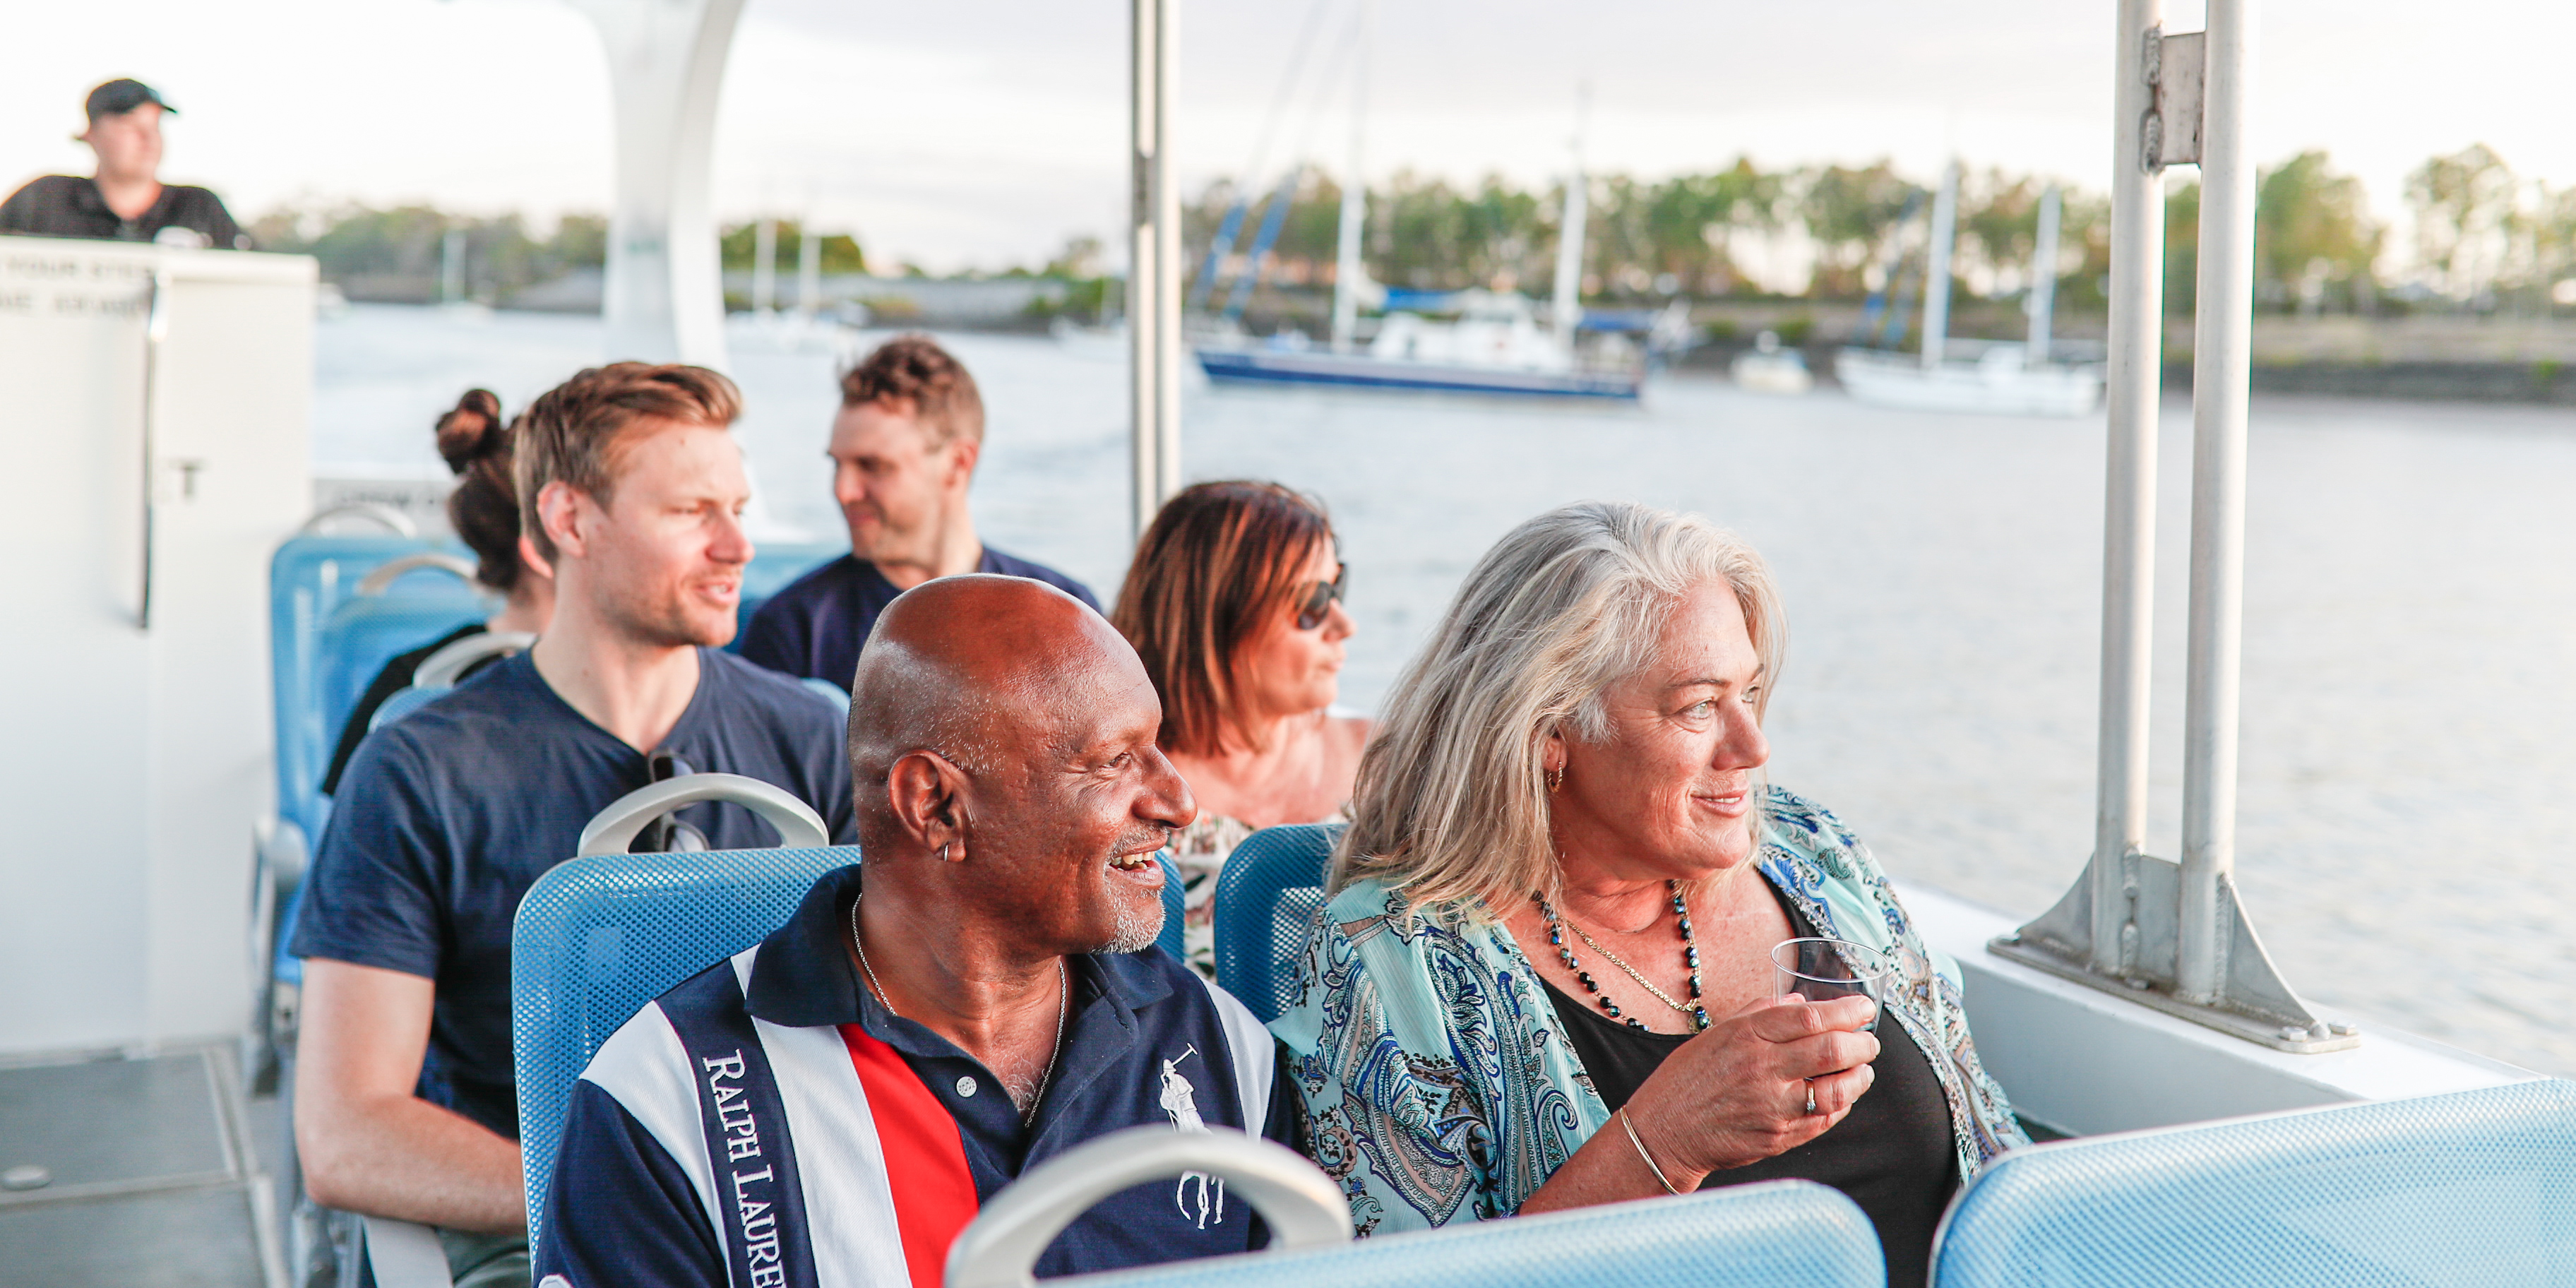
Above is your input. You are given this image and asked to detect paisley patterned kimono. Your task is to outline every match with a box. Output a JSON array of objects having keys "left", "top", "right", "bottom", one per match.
[{"left": 1268, "top": 786, "right": 2028, "bottom": 1235}]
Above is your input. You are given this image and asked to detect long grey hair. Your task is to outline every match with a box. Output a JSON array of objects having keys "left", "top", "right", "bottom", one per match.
[{"left": 1328, "top": 501, "right": 1786, "bottom": 919}]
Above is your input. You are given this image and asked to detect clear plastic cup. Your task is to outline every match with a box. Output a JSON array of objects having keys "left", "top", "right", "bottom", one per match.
[{"left": 1772, "top": 937, "right": 1892, "bottom": 1032}]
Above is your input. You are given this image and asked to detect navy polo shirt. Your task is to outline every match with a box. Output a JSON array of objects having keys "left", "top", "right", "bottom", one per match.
[
  {"left": 537, "top": 864, "right": 1299, "bottom": 1288},
  {"left": 290, "top": 649, "right": 858, "bottom": 1138},
  {"left": 741, "top": 550, "right": 1100, "bottom": 688}
]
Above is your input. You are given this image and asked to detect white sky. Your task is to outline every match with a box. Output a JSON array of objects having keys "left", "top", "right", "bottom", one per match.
[{"left": 4, "top": 0, "right": 2570, "bottom": 273}]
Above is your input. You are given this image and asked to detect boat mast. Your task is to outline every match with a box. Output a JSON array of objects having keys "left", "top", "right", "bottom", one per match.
[
  {"left": 1550, "top": 89, "right": 1591, "bottom": 340},
  {"left": 796, "top": 220, "right": 821, "bottom": 322},
  {"left": 1130, "top": 0, "right": 1181, "bottom": 537},
  {"left": 2027, "top": 184, "right": 2061, "bottom": 362},
  {"left": 1919, "top": 160, "right": 1959, "bottom": 369},
  {"left": 1329, "top": 0, "right": 1373, "bottom": 354},
  {"left": 752, "top": 217, "right": 777, "bottom": 314}
]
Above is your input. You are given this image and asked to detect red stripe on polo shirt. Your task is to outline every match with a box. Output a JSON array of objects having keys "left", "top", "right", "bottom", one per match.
[{"left": 838, "top": 1023, "right": 980, "bottom": 1288}]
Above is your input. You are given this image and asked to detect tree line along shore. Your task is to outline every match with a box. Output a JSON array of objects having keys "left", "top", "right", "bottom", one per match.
[{"left": 242, "top": 145, "right": 2574, "bottom": 396}]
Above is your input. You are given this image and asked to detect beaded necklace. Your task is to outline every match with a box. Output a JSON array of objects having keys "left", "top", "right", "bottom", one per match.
[{"left": 1534, "top": 880, "right": 1712, "bottom": 1032}]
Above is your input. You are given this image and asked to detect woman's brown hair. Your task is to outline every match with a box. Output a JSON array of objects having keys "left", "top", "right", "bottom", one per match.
[
  {"left": 434, "top": 389, "right": 523, "bottom": 594},
  {"left": 1113, "top": 480, "right": 1335, "bottom": 757}
]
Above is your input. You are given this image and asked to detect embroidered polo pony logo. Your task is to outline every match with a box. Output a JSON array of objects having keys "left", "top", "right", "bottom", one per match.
[{"left": 1160, "top": 1045, "right": 1224, "bottom": 1228}]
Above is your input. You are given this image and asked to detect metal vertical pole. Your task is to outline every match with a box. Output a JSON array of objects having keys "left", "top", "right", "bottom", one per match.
[
  {"left": 1128, "top": 0, "right": 1162, "bottom": 539},
  {"left": 1921, "top": 162, "right": 1959, "bottom": 369},
  {"left": 1151, "top": 0, "right": 1182, "bottom": 507},
  {"left": 2092, "top": 0, "right": 2166, "bottom": 977},
  {"left": 2178, "top": 0, "right": 2258, "bottom": 1004}
]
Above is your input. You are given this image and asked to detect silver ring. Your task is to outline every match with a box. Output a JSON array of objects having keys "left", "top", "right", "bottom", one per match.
[{"left": 1803, "top": 1083, "right": 1818, "bottom": 1116}]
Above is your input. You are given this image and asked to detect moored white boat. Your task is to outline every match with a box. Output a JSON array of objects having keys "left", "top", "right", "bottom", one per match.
[
  {"left": 1839, "top": 166, "right": 2105, "bottom": 417},
  {"left": 1730, "top": 330, "right": 1815, "bottom": 395},
  {"left": 1837, "top": 343, "right": 2103, "bottom": 415}
]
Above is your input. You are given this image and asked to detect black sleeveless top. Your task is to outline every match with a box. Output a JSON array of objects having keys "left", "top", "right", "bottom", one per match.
[{"left": 1538, "top": 881, "right": 1957, "bottom": 1287}]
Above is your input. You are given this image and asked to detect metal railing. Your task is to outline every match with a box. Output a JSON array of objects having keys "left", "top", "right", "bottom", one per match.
[{"left": 1996, "top": 0, "right": 2357, "bottom": 1054}]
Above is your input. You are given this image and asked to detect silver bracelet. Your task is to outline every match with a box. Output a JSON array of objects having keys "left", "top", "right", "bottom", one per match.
[{"left": 1616, "top": 1107, "right": 1683, "bottom": 1196}]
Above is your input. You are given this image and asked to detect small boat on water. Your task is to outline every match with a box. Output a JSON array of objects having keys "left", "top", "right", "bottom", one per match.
[
  {"left": 1192, "top": 41, "right": 1642, "bottom": 400},
  {"left": 1730, "top": 330, "right": 1815, "bottom": 395},
  {"left": 1196, "top": 290, "right": 1645, "bottom": 400},
  {"left": 1837, "top": 165, "right": 2104, "bottom": 416}
]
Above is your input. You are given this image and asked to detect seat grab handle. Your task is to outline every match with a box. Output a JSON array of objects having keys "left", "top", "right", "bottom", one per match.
[
  {"left": 354, "top": 551, "right": 478, "bottom": 597},
  {"left": 576, "top": 773, "right": 831, "bottom": 857},
  {"left": 944, "top": 1126, "right": 1349, "bottom": 1288}
]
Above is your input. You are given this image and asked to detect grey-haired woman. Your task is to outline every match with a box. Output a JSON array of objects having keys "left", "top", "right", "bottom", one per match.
[{"left": 1271, "top": 501, "right": 2025, "bottom": 1287}]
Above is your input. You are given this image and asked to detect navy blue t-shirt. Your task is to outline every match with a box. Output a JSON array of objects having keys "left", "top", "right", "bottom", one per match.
[
  {"left": 741, "top": 549, "right": 1099, "bottom": 688},
  {"left": 290, "top": 648, "right": 859, "bottom": 1139}
]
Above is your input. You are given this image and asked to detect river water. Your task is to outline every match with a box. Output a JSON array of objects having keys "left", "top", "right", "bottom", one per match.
[{"left": 316, "top": 304, "right": 2576, "bottom": 1077}]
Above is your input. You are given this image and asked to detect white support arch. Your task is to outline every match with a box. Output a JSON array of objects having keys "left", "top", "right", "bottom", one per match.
[{"left": 566, "top": 0, "right": 749, "bottom": 370}]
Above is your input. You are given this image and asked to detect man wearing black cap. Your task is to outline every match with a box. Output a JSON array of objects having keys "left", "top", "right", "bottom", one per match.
[{"left": 0, "top": 78, "right": 246, "bottom": 249}]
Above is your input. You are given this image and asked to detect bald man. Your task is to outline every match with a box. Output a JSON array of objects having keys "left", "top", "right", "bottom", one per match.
[{"left": 535, "top": 576, "right": 1301, "bottom": 1288}]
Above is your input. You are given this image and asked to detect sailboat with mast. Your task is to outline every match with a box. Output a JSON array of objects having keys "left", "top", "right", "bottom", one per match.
[
  {"left": 1192, "top": 30, "right": 1645, "bottom": 400},
  {"left": 1836, "top": 162, "right": 2106, "bottom": 416}
]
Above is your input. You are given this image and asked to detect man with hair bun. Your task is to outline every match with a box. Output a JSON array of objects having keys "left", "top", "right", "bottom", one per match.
[
  {"left": 744, "top": 334, "right": 1099, "bottom": 688},
  {"left": 292, "top": 363, "right": 857, "bottom": 1288}
]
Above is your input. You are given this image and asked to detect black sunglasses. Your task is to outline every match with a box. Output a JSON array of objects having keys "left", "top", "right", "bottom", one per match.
[{"left": 1295, "top": 563, "right": 1348, "bottom": 631}]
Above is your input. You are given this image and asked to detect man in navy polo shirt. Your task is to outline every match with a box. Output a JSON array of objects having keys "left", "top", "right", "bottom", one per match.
[
  {"left": 292, "top": 363, "right": 857, "bottom": 1287},
  {"left": 538, "top": 576, "right": 1296, "bottom": 1288},
  {"left": 741, "top": 335, "right": 1098, "bottom": 688}
]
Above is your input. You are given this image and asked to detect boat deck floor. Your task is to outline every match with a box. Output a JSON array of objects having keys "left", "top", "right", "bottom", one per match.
[{"left": 1, "top": 1046, "right": 285, "bottom": 1287}]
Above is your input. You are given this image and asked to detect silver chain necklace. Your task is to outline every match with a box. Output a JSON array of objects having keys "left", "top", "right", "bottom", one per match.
[{"left": 849, "top": 893, "right": 1068, "bottom": 1121}]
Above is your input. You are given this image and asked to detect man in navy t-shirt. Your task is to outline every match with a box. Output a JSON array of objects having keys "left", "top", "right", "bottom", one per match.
[
  {"left": 291, "top": 363, "right": 857, "bottom": 1287},
  {"left": 539, "top": 576, "right": 1298, "bottom": 1288},
  {"left": 742, "top": 335, "right": 1098, "bottom": 689}
]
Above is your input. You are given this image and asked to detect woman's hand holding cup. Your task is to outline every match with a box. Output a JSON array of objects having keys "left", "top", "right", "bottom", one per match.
[{"left": 1624, "top": 994, "right": 1880, "bottom": 1181}]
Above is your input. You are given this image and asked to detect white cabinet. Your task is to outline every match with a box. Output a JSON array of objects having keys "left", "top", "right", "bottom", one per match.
[{"left": 1, "top": 237, "right": 314, "bottom": 1054}]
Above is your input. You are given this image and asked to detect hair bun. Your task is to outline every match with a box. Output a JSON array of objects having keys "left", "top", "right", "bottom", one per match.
[{"left": 434, "top": 388, "right": 506, "bottom": 472}]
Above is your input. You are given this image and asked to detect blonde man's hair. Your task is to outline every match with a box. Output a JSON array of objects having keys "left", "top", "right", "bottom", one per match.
[{"left": 1329, "top": 501, "right": 1786, "bottom": 919}]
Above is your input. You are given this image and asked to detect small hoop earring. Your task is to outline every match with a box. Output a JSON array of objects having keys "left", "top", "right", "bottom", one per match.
[
  {"left": 1544, "top": 765, "right": 1564, "bottom": 794},
  {"left": 938, "top": 842, "right": 953, "bottom": 862}
]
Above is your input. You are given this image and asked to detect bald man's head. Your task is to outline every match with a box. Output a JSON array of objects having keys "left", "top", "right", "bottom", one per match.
[
  {"left": 842, "top": 576, "right": 1195, "bottom": 957},
  {"left": 847, "top": 576, "right": 1125, "bottom": 787}
]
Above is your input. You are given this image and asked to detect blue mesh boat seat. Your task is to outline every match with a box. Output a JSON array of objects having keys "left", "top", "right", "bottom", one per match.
[
  {"left": 513, "top": 824, "right": 1191, "bottom": 1257},
  {"left": 977, "top": 1171, "right": 1883, "bottom": 1288},
  {"left": 1932, "top": 1078, "right": 2576, "bottom": 1287},
  {"left": 309, "top": 554, "right": 490, "bottom": 777},
  {"left": 268, "top": 533, "right": 463, "bottom": 840},
  {"left": 254, "top": 535, "right": 475, "bottom": 1094},
  {"left": 262, "top": 551, "right": 488, "bottom": 1011},
  {"left": 1213, "top": 823, "right": 1342, "bottom": 1024}
]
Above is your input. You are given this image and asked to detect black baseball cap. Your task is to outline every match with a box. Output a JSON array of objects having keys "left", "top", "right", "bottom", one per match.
[{"left": 84, "top": 79, "right": 174, "bottom": 123}]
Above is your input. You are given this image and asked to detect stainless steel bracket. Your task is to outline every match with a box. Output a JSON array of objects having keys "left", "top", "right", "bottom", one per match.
[
  {"left": 2141, "top": 27, "right": 2206, "bottom": 170},
  {"left": 1998, "top": 852, "right": 2359, "bottom": 1054}
]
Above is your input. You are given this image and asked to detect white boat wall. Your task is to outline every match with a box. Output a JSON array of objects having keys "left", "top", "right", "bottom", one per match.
[{"left": 2, "top": 237, "right": 314, "bottom": 1055}]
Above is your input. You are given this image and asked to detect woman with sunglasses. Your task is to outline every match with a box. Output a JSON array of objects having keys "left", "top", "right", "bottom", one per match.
[{"left": 1112, "top": 480, "right": 1366, "bottom": 977}]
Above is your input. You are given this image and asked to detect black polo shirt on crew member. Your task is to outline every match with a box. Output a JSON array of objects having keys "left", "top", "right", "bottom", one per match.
[{"left": 0, "top": 175, "right": 247, "bottom": 249}]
